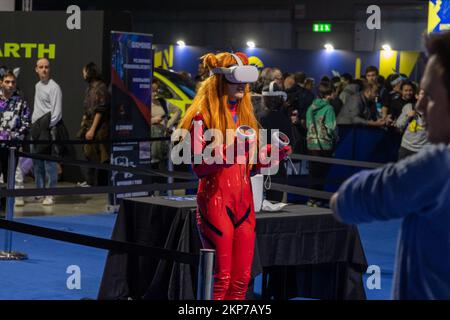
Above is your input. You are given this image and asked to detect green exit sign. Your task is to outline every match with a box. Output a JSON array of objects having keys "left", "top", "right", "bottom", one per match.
[{"left": 313, "top": 23, "right": 332, "bottom": 32}]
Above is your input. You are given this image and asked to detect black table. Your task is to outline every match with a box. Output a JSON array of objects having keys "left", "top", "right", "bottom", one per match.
[{"left": 98, "top": 196, "right": 368, "bottom": 300}]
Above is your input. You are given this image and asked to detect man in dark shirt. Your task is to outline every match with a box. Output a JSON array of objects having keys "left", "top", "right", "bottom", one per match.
[
  {"left": 284, "top": 74, "right": 314, "bottom": 154},
  {"left": 337, "top": 81, "right": 385, "bottom": 127},
  {"left": 284, "top": 74, "right": 314, "bottom": 119},
  {"left": 389, "top": 81, "right": 416, "bottom": 121},
  {"left": 381, "top": 74, "right": 406, "bottom": 119},
  {"left": 259, "top": 81, "right": 293, "bottom": 202}
]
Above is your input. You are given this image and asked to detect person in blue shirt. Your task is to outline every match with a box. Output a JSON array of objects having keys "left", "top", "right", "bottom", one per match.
[{"left": 330, "top": 31, "right": 450, "bottom": 300}]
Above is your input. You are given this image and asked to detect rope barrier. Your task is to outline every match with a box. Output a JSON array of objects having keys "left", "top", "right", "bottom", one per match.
[
  {"left": 279, "top": 176, "right": 349, "bottom": 185},
  {"left": 18, "top": 151, "right": 381, "bottom": 180},
  {"left": 289, "top": 154, "right": 383, "bottom": 169},
  {"left": 0, "top": 178, "right": 335, "bottom": 203},
  {"left": 1, "top": 137, "right": 387, "bottom": 205},
  {"left": 1, "top": 137, "right": 384, "bottom": 170},
  {"left": 18, "top": 152, "right": 196, "bottom": 180},
  {"left": 0, "top": 181, "right": 198, "bottom": 198},
  {"left": 0, "top": 136, "right": 170, "bottom": 145},
  {"left": 0, "top": 219, "right": 198, "bottom": 265},
  {"left": 270, "top": 183, "right": 333, "bottom": 201}
]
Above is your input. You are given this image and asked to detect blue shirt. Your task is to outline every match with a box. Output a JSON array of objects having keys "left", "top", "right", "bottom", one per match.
[{"left": 335, "top": 144, "right": 450, "bottom": 299}]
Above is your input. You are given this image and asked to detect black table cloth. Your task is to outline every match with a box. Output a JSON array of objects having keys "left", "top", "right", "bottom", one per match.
[{"left": 98, "top": 196, "right": 368, "bottom": 300}]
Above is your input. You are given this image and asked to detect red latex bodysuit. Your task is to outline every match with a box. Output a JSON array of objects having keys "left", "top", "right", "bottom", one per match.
[{"left": 190, "top": 101, "right": 287, "bottom": 300}]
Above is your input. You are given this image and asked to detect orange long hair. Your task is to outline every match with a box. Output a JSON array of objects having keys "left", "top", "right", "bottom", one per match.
[{"left": 179, "top": 52, "right": 260, "bottom": 139}]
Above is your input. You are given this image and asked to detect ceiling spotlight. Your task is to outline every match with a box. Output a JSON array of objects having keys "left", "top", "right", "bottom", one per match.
[
  {"left": 324, "top": 43, "right": 334, "bottom": 52},
  {"left": 382, "top": 44, "right": 392, "bottom": 52},
  {"left": 381, "top": 44, "right": 394, "bottom": 58},
  {"left": 246, "top": 41, "right": 256, "bottom": 48},
  {"left": 176, "top": 40, "right": 186, "bottom": 47}
]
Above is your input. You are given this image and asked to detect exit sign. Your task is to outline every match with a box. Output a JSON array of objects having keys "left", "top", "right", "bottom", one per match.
[{"left": 313, "top": 23, "right": 332, "bottom": 32}]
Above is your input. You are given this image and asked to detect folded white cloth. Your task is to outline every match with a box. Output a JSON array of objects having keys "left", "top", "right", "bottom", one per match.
[{"left": 262, "top": 200, "right": 288, "bottom": 212}]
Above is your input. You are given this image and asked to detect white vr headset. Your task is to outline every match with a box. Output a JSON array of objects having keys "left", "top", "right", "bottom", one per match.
[
  {"left": 210, "top": 53, "right": 259, "bottom": 84},
  {"left": 262, "top": 81, "right": 287, "bottom": 101}
]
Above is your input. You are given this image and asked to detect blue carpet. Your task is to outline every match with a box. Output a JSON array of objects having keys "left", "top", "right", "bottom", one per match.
[
  {"left": 358, "top": 218, "right": 402, "bottom": 300},
  {"left": 0, "top": 213, "right": 401, "bottom": 300},
  {"left": 0, "top": 214, "right": 116, "bottom": 300}
]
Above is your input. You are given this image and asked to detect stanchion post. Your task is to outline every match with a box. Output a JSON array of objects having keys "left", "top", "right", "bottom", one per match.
[
  {"left": 167, "top": 141, "right": 174, "bottom": 196},
  {"left": 0, "top": 147, "right": 27, "bottom": 260},
  {"left": 196, "top": 249, "right": 215, "bottom": 300}
]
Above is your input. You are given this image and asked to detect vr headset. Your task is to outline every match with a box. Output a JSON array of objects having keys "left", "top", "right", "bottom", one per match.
[
  {"left": 210, "top": 53, "right": 259, "bottom": 84},
  {"left": 262, "top": 80, "right": 287, "bottom": 101}
]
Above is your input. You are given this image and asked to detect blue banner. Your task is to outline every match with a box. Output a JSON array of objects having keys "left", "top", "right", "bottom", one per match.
[{"left": 110, "top": 31, "right": 153, "bottom": 203}]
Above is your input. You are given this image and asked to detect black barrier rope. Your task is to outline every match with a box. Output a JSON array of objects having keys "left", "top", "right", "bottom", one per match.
[
  {"left": 2, "top": 137, "right": 384, "bottom": 170},
  {"left": 277, "top": 176, "right": 349, "bottom": 185},
  {"left": 0, "top": 219, "right": 198, "bottom": 265},
  {"left": 290, "top": 154, "right": 383, "bottom": 169},
  {"left": 0, "top": 136, "right": 170, "bottom": 145},
  {"left": 0, "top": 137, "right": 385, "bottom": 202},
  {"left": 18, "top": 152, "right": 196, "bottom": 180},
  {"left": 19, "top": 151, "right": 381, "bottom": 180},
  {"left": 270, "top": 182, "right": 333, "bottom": 201},
  {"left": 0, "top": 181, "right": 198, "bottom": 197}
]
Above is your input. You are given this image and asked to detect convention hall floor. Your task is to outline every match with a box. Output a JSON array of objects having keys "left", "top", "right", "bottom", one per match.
[
  {"left": 0, "top": 180, "right": 399, "bottom": 300},
  {"left": 13, "top": 182, "right": 110, "bottom": 217}
]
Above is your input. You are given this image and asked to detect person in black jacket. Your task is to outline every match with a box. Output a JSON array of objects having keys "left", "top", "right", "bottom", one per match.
[
  {"left": 258, "top": 81, "right": 293, "bottom": 202},
  {"left": 337, "top": 81, "right": 386, "bottom": 127},
  {"left": 284, "top": 74, "right": 314, "bottom": 153},
  {"left": 77, "top": 62, "right": 111, "bottom": 187},
  {"left": 284, "top": 74, "right": 315, "bottom": 117}
]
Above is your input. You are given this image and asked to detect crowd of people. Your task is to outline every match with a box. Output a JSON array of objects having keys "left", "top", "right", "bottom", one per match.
[
  {"left": 249, "top": 64, "right": 427, "bottom": 157},
  {"left": 170, "top": 59, "right": 427, "bottom": 207}
]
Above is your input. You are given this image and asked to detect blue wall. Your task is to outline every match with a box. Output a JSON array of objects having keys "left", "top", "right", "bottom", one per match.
[{"left": 154, "top": 44, "right": 423, "bottom": 83}]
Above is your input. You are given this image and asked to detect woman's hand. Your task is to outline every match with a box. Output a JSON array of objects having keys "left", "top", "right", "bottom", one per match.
[
  {"left": 85, "top": 129, "right": 95, "bottom": 140},
  {"left": 283, "top": 145, "right": 293, "bottom": 156}
]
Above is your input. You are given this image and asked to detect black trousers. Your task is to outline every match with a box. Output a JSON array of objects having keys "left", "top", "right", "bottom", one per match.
[
  {"left": 308, "top": 149, "right": 333, "bottom": 202},
  {"left": 0, "top": 147, "right": 18, "bottom": 210},
  {"left": 82, "top": 165, "right": 110, "bottom": 186}
]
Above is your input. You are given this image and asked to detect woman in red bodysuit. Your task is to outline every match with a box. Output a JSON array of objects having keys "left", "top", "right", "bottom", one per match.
[{"left": 179, "top": 52, "right": 290, "bottom": 300}]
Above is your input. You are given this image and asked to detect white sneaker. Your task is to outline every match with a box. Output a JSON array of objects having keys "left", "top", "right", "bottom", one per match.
[
  {"left": 42, "top": 196, "right": 55, "bottom": 206},
  {"left": 77, "top": 181, "right": 90, "bottom": 187},
  {"left": 15, "top": 197, "right": 25, "bottom": 206}
]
